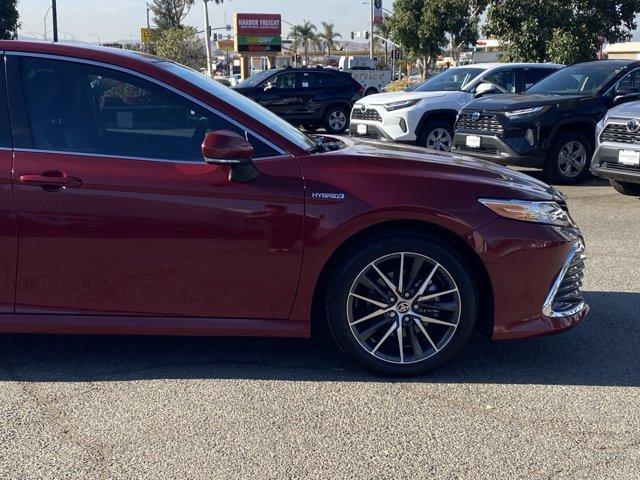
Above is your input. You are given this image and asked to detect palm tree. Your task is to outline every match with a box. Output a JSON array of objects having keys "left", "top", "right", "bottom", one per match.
[
  {"left": 289, "top": 20, "right": 319, "bottom": 65},
  {"left": 317, "top": 21, "right": 342, "bottom": 62}
]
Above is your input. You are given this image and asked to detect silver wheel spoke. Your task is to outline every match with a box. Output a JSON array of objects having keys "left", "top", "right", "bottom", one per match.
[
  {"left": 398, "top": 253, "right": 405, "bottom": 294},
  {"left": 414, "top": 318, "right": 439, "bottom": 351},
  {"left": 416, "top": 263, "right": 439, "bottom": 297},
  {"left": 417, "top": 314, "right": 457, "bottom": 328},
  {"left": 371, "top": 263, "right": 398, "bottom": 294},
  {"left": 349, "top": 292, "right": 388, "bottom": 308},
  {"left": 350, "top": 307, "right": 392, "bottom": 326},
  {"left": 372, "top": 321, "right": 397, "bottom": 354},
  {"left": 396, "top": 321, "right": 404, "bottom": 363},
  {"left": 417, "top": 288, "right": 458, "bottom": 302}
]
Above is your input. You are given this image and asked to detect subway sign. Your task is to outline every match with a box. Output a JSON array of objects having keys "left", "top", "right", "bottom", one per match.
[{"left": 234, "top": 13, "right": 282, "bottom": 54}]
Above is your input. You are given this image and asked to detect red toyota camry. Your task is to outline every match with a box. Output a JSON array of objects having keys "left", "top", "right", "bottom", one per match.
[{"left": 0, "top": 41, "right": 587, "bottom": 375}]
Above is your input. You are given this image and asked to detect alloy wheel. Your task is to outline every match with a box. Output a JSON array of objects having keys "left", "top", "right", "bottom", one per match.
[
  {"left": 328, "top": 110, "right": 347, "bottom": 131},
  {"left": 346, "top": 252, "right": 461, "bottom": 365},
  {"left": 558, "top": 141, "right": 587, "bottom": 178},
  {"left": 426, "top": 128, "right": 452, "bottom": 152}
]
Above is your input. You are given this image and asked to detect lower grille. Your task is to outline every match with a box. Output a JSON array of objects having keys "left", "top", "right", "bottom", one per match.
[
  {"left": 543, "top": 242, "right": 586, "bottom": 317},
  {"left": 603, "top": 161, "right": 640, "bottom": 173},
  {"left": 456, "top": 112, "right": 503, "bottom": 134},
  {"left": 455, "top": 145, "right": 499, "bottom": 155},
  {"left": 351, "top": 108, "right": 382, "bottom": 122},
  {"left": 600, "top": 123, "right": 640, "bottom": 144}
]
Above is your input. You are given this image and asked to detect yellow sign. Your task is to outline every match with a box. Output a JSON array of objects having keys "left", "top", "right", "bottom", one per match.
[
  {"left": 216, "top": 39, "right": 235, "bottom": 52},
  {"left": 140, "top": 27, "right": 158, "bottom": 43}
]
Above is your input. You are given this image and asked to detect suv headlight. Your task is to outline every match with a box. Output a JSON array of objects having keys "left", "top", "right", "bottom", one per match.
[
  {"left": 478, "top": 199, "right": 571, "bottom": 227},
  {"left": 382, "top": 99, "right": 421, "bottom": 111},
  {"left": 504, "top": 106, "right": 550, "bottom": 119}
]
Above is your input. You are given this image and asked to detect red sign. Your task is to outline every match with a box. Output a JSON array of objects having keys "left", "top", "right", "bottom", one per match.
[{"left": 235, "top": 13, "right": 282, "bottom": 36}]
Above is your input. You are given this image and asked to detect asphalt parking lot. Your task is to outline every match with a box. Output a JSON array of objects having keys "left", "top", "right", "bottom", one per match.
[{"left": 0, "top": 172, "right": 638, "bottom": 480}]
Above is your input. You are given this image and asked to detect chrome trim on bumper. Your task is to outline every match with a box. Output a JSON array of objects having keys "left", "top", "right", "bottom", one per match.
[{"left": 542, "top": 241, "right": 587, "bottom": 318}]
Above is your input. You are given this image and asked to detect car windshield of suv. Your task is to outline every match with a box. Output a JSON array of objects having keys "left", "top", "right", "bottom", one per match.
[
  {"left": 156, "top": 62, "right": 316, "bottom": 151},
  {"left": 526, "top": 63, "right": 624, "bottom": 95},
  {"left": 414, "top": 67, "right": 484, "bottom": 92},
  {"left": 235, "top": 69, "right": 279, "bottom": 88}
]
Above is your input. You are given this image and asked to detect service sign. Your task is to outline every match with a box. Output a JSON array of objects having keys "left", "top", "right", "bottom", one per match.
[
  {"left": 235, "top": 13, "right": 282, "bottom": 36},
  {"left": 216, "top": 39, "right": 235, "bottom": 51}
]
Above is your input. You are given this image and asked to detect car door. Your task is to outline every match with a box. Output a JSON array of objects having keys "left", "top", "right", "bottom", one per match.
[
  {"left": 257, "top": 71, "right": 303, "bottom": 119},
  {"left": 6, "top": 54, "right": 304, "bottom": 319},
  {"left": 0, "top": 53, "right": 17, "bottom": 313}
]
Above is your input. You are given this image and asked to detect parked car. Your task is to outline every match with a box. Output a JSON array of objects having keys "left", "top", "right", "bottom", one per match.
[
  {"left": 591, "top": 100, "right": 640, "bottom": 195},
  {"left": 349, "top": 63, "right": 561, "bottom": 151},
  {"left": 0, "top": 41, "right": 588, "bottom": 376},
  {"left": 233, "top": 66, "right": 364, "bottom": 134},
  {"left": 452, "top": 60, "right": 640, "bottom": 184}
]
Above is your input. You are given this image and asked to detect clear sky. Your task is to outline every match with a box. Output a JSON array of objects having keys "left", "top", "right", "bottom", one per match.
[{"left": 17, "top": 0, "right": 395, "bottom": 43}]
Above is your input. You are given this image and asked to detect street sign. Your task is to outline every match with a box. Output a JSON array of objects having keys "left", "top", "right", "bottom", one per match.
[
  {"left": 216, "top": 39, "right": 235, "bottom": 51},
  {"left": 140, "top": 27, "right": 159, "bottom": 43},
  {"left": 373, "top": 0, "right": 384, "bottom": 24},
  {"left": 234, "top": 13, "right": 282, "bottom": 54}
]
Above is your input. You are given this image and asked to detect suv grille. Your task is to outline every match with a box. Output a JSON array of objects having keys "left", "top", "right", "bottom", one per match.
[
  {"left": 352, "top": 108, "right": 382, "bottom": 122},
  {"left": 545, "top": 242, "right": 586, "bottom": 317},
  {"left": 456, "top": 112, "right": 503, "bottom": 134},
  {"left": 600, "top": 123, "right": 640, "bottom": 144}
]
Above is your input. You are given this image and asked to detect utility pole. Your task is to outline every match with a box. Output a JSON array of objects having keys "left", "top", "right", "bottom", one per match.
[
  {"left": 52, "top": 0, "right": 58, "bottom": 42},
  {"left": 369, "top": 0, "right": 374, "bottom": 61},
  {"left": 203, "top": 0, "right": 213, "bottom": 77}
]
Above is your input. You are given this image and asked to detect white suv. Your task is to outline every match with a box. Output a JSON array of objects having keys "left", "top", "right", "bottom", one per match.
[{"left": 349, "top": 63, "right": 562, "bottom": 151}]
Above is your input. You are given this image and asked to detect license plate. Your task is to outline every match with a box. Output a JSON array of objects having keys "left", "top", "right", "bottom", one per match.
[
  {"left": 356, "top": 124, "right": 367, "bottom": 135},
  {"left": 618, "top": 149, "right": 640, "bottom": 166},
  {"left": 466, "top": 135, "right": 481, "bottom": 148}
]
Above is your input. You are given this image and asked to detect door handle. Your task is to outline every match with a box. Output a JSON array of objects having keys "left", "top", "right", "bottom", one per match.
[{"left": 19, "top": 171, "right": 83, "bottom": 190}]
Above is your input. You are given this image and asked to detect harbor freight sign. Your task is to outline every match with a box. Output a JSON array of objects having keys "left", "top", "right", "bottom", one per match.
[{"left": 234, "top": 13, "right": 282, "bottom": 53}]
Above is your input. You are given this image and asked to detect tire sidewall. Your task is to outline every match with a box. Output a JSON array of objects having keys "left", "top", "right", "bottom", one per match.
[
  {"left": 324, "top": 106, "right": 349, "bottom": 133},
  {"left": 418, "top": 121, "right": 453, "bottom": 151},
  {"left": 326, "top": 233, "right": 478, "bottom": 376},
  {"left": 610, "top": 179, "right": 640, "bottom": 196},
  {"left": 545, "top": 132, "right": 593, "bottom": 184}
]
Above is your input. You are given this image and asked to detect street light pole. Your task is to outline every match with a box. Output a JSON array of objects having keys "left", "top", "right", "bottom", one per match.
[
  {"left": 52, "top": 0, "right": 58, "bottom": 42},
  {"left": 203, "top": 0, "right": 213, "bottom": 77},
  {"left": 369, "top": 0, "right": 374, "bottom": 61}
]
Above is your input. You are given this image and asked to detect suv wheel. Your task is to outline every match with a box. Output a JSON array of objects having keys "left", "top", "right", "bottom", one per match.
[
  {"left": 610, "top": 179, "right": 640, "bottom": 196},
  {"left": 324, "top": 106, "right": 349, "bottom": 134},
  {"left": 325, "top": 232, "right": 477, "bottom": 376},
  {"left": 544, "top": 132, "right": 592, "bottom": 184},
  {"left": 418, "top": 121, "right": 453, "bottom": 152}
]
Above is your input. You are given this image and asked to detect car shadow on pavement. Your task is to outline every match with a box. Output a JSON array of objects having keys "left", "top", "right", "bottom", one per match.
[{"left": 0, "top": 290, "right": 637, "bottom": 387}]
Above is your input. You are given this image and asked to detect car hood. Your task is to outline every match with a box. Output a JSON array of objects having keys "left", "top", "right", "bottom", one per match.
[
  {"left": 464, "top": 93, "right": 594, "bottom": 111},
  {"left": 357, "top": 90, "right": 450, "bottom": 106},
  {"left": 606, "top": 99, "right": 640, "bottom": 118},
  {"left": 338, "top": 137, "right": 562, "bottom": 201}
]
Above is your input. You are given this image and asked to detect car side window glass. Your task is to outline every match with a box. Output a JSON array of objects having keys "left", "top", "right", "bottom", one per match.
[
  {"left": 0, "top": 58, "right": 11, "bottom": 148},
  {"left": 20, "top": 56, "right": 276, "bottom": 161},
  {"left": 268, "top": 72, "right": 297, "bottom": 90},
  {"left": 298, "top": 72, "right": 319, "bottom": 88},
  {"left": 481, "top": 69, "right": 516, "bottom": 93},
  {"left": 522, "top": 68, "right": 556, "bottom": 91},
  {"left": 615, "top": 69, "right": 640, "bottom": 93}
]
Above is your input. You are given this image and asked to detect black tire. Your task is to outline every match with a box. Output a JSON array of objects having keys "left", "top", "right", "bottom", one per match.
[
  {"left": 323, "top": 105, "right": 350, "bottom": 134},
  {"left": 610, "top": 179, "right": 640, "bottom": 196},
  {"left": 416, "top": 120, "right": 454, "bottom": 152},
  {"left": 364, "top": 88, "right": 378, "bottom": 96},
  {"left": 324, "top": 231, "right": 478, "bottom": 376},
  {"left": 543, "top": 131, "right": 593, "bottom": 184}
]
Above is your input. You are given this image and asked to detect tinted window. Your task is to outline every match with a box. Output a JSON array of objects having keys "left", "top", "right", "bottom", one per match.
[
  {"left": 615, "top": 68, "right": 640, "bottom": 94},
  {"left": 20, "top": 56, "right": 278, "bottom": 160},
  {"left": 312, "top": 72, "right": 350, "bottom": 87},
  {"left": 0, "top": 59, "right": 11, "bottom": 148},
  {"left": 522, "top": 68, "right": 558, "bottom": 90},
  {"left": 266, "top": 72, "right": 297, "bottom": 89},
  {"left": 481, "top": 69, "right": 517, "bottom": 93},
  {"left": 298, "top": 71, "right": 319, "bottom": 88},
  {"left": 527, "top": 63, "right": 624, "bottom": 95},
  {"left": 415, "top": 67, "right": 484, "bottom": 92},
  {"left": 236, "top": 69, "right": 276, "bottom": 88}
]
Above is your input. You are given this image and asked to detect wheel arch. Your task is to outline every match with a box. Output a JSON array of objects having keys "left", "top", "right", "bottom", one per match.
[
  {"left": 545, "top": 119, "right": 597, "bottom": 150},
  {"left": 310, "top": 219, "right": 494, "bottom": 338},
  {"left": 415, "top": 109, "right": 459, "bottom": 137},
  {"left": 321, "top": 100, "right": 353, "bottom": 118}
]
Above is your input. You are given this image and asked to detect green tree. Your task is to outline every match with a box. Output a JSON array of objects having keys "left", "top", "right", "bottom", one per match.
[
  {"left": 0, "top": 0, "right": 20, "bottom": 40},
  {"left": 317, "top": 21, "right": 341, "bottom": 59},
  {"left": 155, "top": 27, "right": 206, "bottom": 70},
  {"left": 485, "top": 0, "right": 640, "bottom": 64},
  {"left": 289, "top": 20, "right": 319, "bottom": 65},
  {"left": 149, "top": 0, "right": 223, "bottom": 29}
]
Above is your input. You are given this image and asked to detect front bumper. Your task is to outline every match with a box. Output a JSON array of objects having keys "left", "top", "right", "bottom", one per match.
[
  {"left": 473, "top": 218, "right": 588, "bottom": 340},
  {"left": 452, "top": 132, "right": 547, "bottom": 167},
  {"left": 349, "top": 105, "right": 423, "bottom": 143},
  {"left": 591, "top": 142, "right": 640, "bottom": 184}
]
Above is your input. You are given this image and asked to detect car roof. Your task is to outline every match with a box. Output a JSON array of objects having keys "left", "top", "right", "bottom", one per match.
[
  {"left": 463, "top": 62, "right": 563, "bottom": 69},
  {"left": 568, "top": 59, "right": 640, "bottom": 67}
]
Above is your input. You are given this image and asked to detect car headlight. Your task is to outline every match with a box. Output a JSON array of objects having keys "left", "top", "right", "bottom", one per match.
[
  {"left": 504, "top": 106, "right": 550, "bottom": 119},
  {"left": 478, "top": 199, "right": 571, "bottom": 226},
  {"left": 382, "top": 99, "right": 421, "bottom": 111}
]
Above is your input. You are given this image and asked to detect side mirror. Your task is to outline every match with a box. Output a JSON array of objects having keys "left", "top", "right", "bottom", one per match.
[
  {"left": 475, "top": 82, "right": 498, "bottom": 98},
  {"left": 263, "top": 83, "right": 274, "bottom": 92},
  {"left": 614, "top": 90, "right": 640, "bottom": 105},
  {"left": 201, "top": 130, "right": 259, "bottom": 183}
]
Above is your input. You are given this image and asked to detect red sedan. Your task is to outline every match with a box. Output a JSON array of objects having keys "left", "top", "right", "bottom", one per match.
[{"left": 0, "top": 41, "right": 588, "bottom": 375}]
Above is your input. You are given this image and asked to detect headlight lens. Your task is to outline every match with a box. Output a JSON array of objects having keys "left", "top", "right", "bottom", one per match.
[
  {"left": 478, "top": 199, "right": 571, "bottom": 226},
  {"left": 504, "top": 105, "right": 550, "bottom": 119},
  {"left": 382, "top": 99, "right": 421, "bottom": 111}
]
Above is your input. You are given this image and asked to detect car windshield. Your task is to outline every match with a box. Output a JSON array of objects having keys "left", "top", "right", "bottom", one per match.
[
  {"left": 526, "top": 63, "right": 624, "bottom": 95},
  {"left": 155, "top": 62, "right": 316, "bottom": 151},
  {"left": 414, "top": 67, "right": 484, "bottom": 92},
  {"left": 236, "top": 69, "right": 278, "bottom": 88}
]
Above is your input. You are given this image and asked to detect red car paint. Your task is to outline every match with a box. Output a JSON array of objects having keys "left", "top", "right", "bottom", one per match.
[{"left": 0, "top": 41, "right": 587, "bottom": 340}]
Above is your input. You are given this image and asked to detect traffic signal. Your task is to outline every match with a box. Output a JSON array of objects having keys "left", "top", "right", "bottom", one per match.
[
  {"left": 350, "top": 31, "right": 354, "bottom": 40},
  {"left": 207, "top": 26, "right": 212, "bottom": 39},
  {"left": 394, "top": 48, "right": 401, "bottom": 60},
  {"left": 213, "top": 33, "right": 218, "bottom": 41},
  {"left": 365, "top": 31, "right": 370, "bottom": 40}
]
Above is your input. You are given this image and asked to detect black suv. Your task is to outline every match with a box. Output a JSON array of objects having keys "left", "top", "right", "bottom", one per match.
[
  {"left": 233, "top": 67, "right": 364, "bottom": 134},
  {"left": 452, "top": 60, "right": 640, "bottom": 183}
]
